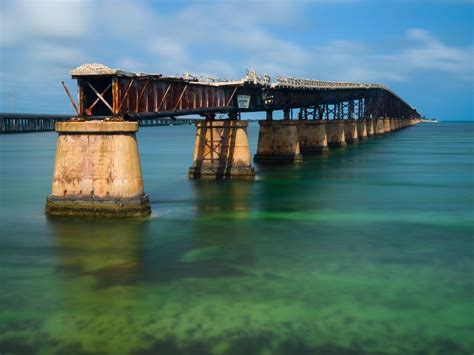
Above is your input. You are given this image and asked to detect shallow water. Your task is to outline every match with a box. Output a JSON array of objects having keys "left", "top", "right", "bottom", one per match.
[{"left": 0, "top": 122, "right": 473, "bottom": 355}]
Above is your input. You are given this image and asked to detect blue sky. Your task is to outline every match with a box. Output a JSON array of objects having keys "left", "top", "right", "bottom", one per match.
[{"left": 0, "top": 0, "right": 473, "bottom": 120}]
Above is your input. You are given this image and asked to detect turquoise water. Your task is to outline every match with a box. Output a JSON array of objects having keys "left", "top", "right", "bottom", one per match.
[{"left": 0, "top": 122, "right": 473, "bottom": 355}]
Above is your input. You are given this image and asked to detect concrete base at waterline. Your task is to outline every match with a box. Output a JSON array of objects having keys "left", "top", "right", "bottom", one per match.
[
  {"left": 326, "top": 120, "right": 347, "bottom": 147},
  {"left": 375, "top": 119, "right": 385, "bottom": 135},
  {"left": 45, "top": 195, "right": 151, "bottom": 218},
  {"left": 366, "top": 119, "right": 375, "bottom": 136},
  {"left": 254, "top": 120, "right": 303, "bottom": 163},
  {"left": 357, "top": 119, "right": 368, "bottom": 139},
  {"left": 390, "top": 119, "right": 396, "bottom": 131},
  {"left": 189, "top": 120, "right": 255, "bottom": 179},
  {"left": 383, "top": 118, "right": 392, "bottom": 133},
  {"left": 297, "top": 120, "right": 329, "bottom": 153},
  {"left": 395, "top": 119, "right": 401, "bottom": 130},
  {"left": 344, "top": 120, "right": 359, "bottom": 143},
  {"left": 45, "top": 120, "right": 151, "bottom": 217}
]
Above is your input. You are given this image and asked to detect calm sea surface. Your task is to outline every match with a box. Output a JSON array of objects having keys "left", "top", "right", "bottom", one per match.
[{"left": 0, "top": 122, "right": 473, "bottom": 355}]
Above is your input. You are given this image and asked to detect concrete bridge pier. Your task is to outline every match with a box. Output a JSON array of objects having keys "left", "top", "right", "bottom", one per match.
[
  {"left": 366, "top": 119, "right": 375, "bottom": 136},
  {"left": 297, "top": 120, "right": 328, "bottom": 153},
  {"left": 326, "top": 120, "right": 347, "bottom": 147},
  {"left": 45, "top": 120, "right": 151, "bottom": 217},
  {"left": 254, "top": 119, "right": 303, "bottom": 163},
  {"left": 390, "top": 118, "right": 396, "bottom": 131},
  {"left": 189, "top": 119, "right": 255, "bottom": 179},
  {"left": 383, "top": 117, "right": 392, "bottom": 133},
  {"left": 375, "top": 118, "right": 385, "bottom": 135},
  {"left": 357, "top": 119, "right": 368, "bottom": 140},
  {"left": 344, "top": 120, "right": 359, "bottom": 143}
]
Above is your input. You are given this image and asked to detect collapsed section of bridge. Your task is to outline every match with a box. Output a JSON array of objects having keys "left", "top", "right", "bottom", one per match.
[{"left": 45, "top": 64, "right": 422, "bottom": 217}]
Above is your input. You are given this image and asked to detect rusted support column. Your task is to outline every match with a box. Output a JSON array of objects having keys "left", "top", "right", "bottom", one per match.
[
  {"left": 297, "top": 120, "right": 328, "bottom": 153},
  {"left": 383, "top": 117, "right": 392, "bottom": 133},
  {"left": 189, "top": 120, "right": 254, "bottom": 179},
  {"left": 326, "top": 120, "right": 347, "bottom": 147},
  {"left": 357, "top": 119, "right": 368, "bottom": 140},
  {"left": 283, "top": 108, "right": 291, "bottom": 120},
  {"left": 366, "top": 119, "right": 375, "bottom": 136},
  {"left": 254, "top": 120, "right": 303, "bottom": 163},
  {"left": 344, "top": 119, "right": 359, "bottom": 143},
  {"left": 374, "top": 117, "right": 385, "bottom": 135},
  {"left": 45, "top": 120, "right": 150, "bottom": 217}
]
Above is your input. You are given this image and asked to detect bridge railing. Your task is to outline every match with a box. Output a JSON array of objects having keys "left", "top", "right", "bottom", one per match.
[{"left": 273, "top": 77, "right": 386, "bottom": 90}]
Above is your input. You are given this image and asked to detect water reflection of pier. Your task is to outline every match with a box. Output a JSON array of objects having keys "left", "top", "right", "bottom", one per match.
[
  {"left": 48, "top": 218, "right": 149, "bottom": 289},
  {"left": 192, "top": 181, "right": 253, "bottom": 220}
]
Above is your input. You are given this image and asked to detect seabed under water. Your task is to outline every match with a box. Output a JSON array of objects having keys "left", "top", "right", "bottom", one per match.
[{"left": 0, "top": 122, "right": 473, "bottom": 354}]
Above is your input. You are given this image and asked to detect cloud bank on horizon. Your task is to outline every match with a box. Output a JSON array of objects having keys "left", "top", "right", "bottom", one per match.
[{"left": 0, "top": 0, "right": 472, "bottom": 119}]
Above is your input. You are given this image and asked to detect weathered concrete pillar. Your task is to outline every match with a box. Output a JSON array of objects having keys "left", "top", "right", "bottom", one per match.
[
  {"left": 344, "top": 120, "right": 359, "bottom": 143},
  {"left": 366, "top": 119, "right": 375, "bottom": 136},
  {"left": 326, "top": 120, "right": 347, "bottom": 147},
  {"left": 189, "top": 120, "right": 255, "bottom": 179},
  {"left": 383, "top": 118, "right": 391, "bottom": 133},
  {"left": 297, "top": 120, "right": 328, "bottom": 153},
  {"left": 254, "top": 120, "right": 303, "bottom": 163},
  {"left": 357, "top": 119, "right": 368, "bottom": 140},
  {"left": 374, "top": 118, "right": 385, "bottom": 135},
  {"left": 45, "top": 120, "right": 151, "bottom": 217},
  {"left": 390, "top": 118, "right": 396, "bottom": 131}
]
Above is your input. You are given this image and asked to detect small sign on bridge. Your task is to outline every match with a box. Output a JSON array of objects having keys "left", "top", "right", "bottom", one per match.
[{"left": 237, "top": 95, "right": 251, "bottom": 109}]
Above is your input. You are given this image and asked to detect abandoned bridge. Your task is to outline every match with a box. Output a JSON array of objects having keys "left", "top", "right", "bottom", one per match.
[{"left": 45, "top": 63, "right": 422, "bottom": 218}]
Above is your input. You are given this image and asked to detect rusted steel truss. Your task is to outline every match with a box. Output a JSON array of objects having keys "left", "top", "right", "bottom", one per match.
[{"left": 72, "top": 74, "right": 419, "bottom": 120}]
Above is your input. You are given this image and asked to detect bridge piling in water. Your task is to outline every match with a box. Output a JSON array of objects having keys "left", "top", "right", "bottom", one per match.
[
  {"left": 357, "top": 119, "right": 368, "bottom": 140},
  {"left": 344, "top": 120, "right": 359, "bottom": 143},
  {"left": 366, "top": 119, "right": 375, "bottom": 136},
  {"left": 45, "top": 121, "right": 151, "bottom": 217},
  {"left": 383, "top": 117, "right": 392, "bottom": 133},
  {"left": 254, "top": 120, "right": 303, "bottom": 163},
  {"left": 296, "top": 120, "right": 328, "bottom": 153},
  {"left": 326, "top": 120, "right": 347, "bottom": 147},
  {"left": 188, "top": 119, "right": 255, "bottom": 179}
]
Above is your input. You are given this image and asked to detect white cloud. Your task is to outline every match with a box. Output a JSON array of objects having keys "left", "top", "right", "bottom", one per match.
[
  {"left": 0, "top": 0, "right": 91, "bottom": 46},
  {"left": 401, "top": 28, "right": 473, "bottom": 74}
]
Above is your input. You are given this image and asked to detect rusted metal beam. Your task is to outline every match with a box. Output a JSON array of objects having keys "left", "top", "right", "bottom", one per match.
[
  {"left": 157, "top": 84, "right": 172, "bottom": 112},
  {"left": 136, "top": 78, "right": 151, "bottom": 112},
  {"left": 173, "top": 84, "right": 189, "bottom": 111},
  {"left": 87, "top": 82, "right": 113, "bottom": 113},
  {"left": 61, "top": 81, "right": 79, "bottom": 115},
  {"left": 118, "top": 78, "right": 135, "bottom": 112},
  {"left": 86, "top": 83, "right": 112, "bottom": 116}
]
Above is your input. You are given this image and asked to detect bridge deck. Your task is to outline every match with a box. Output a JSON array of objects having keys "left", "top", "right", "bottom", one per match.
[{"left": 70, "top": 64, "right": 420, "bottom": 120}]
